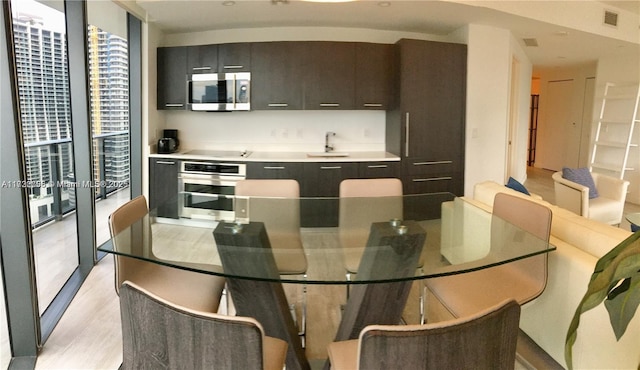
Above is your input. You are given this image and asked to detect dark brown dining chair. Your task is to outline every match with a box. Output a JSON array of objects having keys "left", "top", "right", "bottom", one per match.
[
  {"left": 424, "top": 192, "right": 552, "bottom": 319},
  {"left": 327, "top": 299, "right": 521, "bottom": 370},
  {"left": 109, "top": 195, "right": 225, "bottom": 313},
  {"left": 119, "top": 280, "right": 288, "bottom": 370},
  {"left": 235, "top": 179, "right": 308, "bottom": 345}
]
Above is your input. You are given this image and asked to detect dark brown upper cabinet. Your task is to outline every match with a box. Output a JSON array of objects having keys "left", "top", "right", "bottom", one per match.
[
  {"left": 302, "top": 41, "right": 356, "bottom": 110},
  {"left": 251, "top": 42, "right": 305, "bottom": 110},
  {"left": 186, "top": 44, "right": 218, "bottom": 74},
  {"left": 218, "top": 43, "right": 251, "bottom": 72},
  {"left": 355, "top": 43, "right": 393, "bottom": 110},
  {"left": 186, "top": 43, "right": 251, "bottom": 75},
  {"left": 157, "top": 46, "right": 188, "bottom": 110}
]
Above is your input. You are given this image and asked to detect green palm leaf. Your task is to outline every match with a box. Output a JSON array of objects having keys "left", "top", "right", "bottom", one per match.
[{"left": 565, "top": 231, "right": 640, "bottom": 370}]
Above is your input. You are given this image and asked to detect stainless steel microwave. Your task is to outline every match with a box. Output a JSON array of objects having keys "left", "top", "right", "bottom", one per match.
[{"left": 187, "top": 72, "right": 250, "bottom": 111}]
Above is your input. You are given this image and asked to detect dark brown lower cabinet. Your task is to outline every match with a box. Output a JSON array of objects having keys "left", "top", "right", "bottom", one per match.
[
  {"left": 149, "top": 158, "right": 180, "bottom": 218},
  {"left": 300, "top": 162, "right": 358, "bottom": 227}
]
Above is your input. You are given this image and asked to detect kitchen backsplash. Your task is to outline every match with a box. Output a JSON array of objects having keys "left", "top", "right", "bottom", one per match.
[{"left": 163, "top": 110, "right": 387, "bottom": 153}]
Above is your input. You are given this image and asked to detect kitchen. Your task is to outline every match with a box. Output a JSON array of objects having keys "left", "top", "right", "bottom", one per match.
[{"left": 149, "top": 37, "right": 466, "bottom": 225}]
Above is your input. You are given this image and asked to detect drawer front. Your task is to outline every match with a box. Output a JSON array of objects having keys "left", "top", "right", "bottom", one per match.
[
  {"left": 404, "top": 158, "right": 460, "bottom": 176},
  {"left": 358, "top": 161, "right": 401, "bottom": 179},
  {"left": 403, "top": 172, "right": 463, "bottom": 195},
  {"left": 246, "top": 162, "right": 303, "bottom": 180}
]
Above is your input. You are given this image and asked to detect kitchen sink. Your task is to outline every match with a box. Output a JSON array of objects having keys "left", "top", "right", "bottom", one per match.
[{"left": 306, "top": 152, "right": 350, "bottom": 157}]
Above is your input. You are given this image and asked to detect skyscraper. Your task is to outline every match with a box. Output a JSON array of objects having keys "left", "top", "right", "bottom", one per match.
[{"left": 12, "top": 13, "right": 129, "bottom": 224}]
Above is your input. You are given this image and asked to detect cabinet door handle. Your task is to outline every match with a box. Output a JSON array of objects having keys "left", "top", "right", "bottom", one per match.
[
  {"left": 413, "top": 160, "right": 453, "bottom": 166},
  {"left": 367, "top": 164, "right": 388, "bottom": 169},
  {"left": 165, "top": 103, "right": 184, "bottom": 108},
  {"left": 263, "top": 166, "right": 285, "bottom": 170},
  {"left": 192, "top": 67, "right": 211, "bottom": 71},
  {"left": 320, "top": 103, "right": 340, "bottom": 107},
  {"left": 320, "top": 166, "right": 342, "bottom": 170},
  {"left": 156, "top": 161, "right": 176, "bottom": 165},
  {"left": 223, "top": 65, "right": 244, "bottom": 69},
  {"left": 363, "top": 103, "right": 383, "bottom": 107},
  {"left": 405, "top": 112, "right": 410, "bottom": 157},
  {"left": 412, "top": 177, "right": 452, "bottom": 182},
  {"left": 267, "top": 103, "right": 289, "bottom": 107}
]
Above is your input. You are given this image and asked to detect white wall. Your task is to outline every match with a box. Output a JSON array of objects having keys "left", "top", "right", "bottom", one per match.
[
  {"left": 143, "top": 22, "right": 163, "bottom": 199},
  {"left": 162, "top": 26, "right": 450, "bottom": 47},
  {"left": 454, "top": 24, "right": 533, "bottom": 196},
  {"left": 509, "top": 31, "right": 534, "bottom": 184},
  {"left": 164, "top": 110, "right": 386, "bottom": 153},
  {"left": 594, "top": 53, "right": 640, "bottom": 204}
]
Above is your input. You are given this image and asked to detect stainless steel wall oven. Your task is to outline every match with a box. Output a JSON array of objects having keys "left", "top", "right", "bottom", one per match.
[{"left": 178, "top": 161, "right": 246, "bottom": 221}]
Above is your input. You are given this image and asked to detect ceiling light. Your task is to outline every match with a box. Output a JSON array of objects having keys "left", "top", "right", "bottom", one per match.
[
  {"left": 272, "top": 0, "right": 289, "bottom": 4},
  {"left": 378, "top": 1, "right": 391, "bottom": 7},
  {"left": 222, "top": 1, "right": 235, "bottom": 6}
]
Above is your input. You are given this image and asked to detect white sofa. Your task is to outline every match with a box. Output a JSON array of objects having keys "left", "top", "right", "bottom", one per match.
[
  {"left": 432, "top": 181, "right": 640, "bottom": 369},
  {"left": 552, "top": 171, "right": 630, "bottom": 225}
]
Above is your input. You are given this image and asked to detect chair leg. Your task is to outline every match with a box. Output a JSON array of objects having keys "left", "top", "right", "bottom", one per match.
[
  {"left": 299, "top": 273, "right": 307, "bottom": 348},
  {"left": 420, "top": 284, "right": 426, "bottom": 325}
]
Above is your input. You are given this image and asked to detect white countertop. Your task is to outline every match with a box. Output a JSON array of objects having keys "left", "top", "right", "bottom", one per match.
[{"left": 149, "top": 150, "right": 400, "bottom": 163}]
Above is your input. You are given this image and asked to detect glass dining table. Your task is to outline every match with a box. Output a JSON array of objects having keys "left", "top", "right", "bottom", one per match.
[{"left": 99, "top": 192, "right": 554, "bottom": 370}]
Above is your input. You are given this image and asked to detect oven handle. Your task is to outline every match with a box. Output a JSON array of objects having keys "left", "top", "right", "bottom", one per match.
[
  {"left": 179, "top": 191, "right": 233, "bottom": 200},
  {"left": 178, "top": 174, "right": 242, "bottom": 187}
]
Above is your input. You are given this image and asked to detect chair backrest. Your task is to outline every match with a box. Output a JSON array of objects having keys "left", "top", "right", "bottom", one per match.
[
  {"left": 357, "top": 299, "right": 521, "bottom": 370},
  {"left": 339, "top": 178, "right": 404, "bottom": 272},
  {"left": 119, "top": 281, "right": 267, "bottom": 370},
  {"left": 235, "top": 179, "right": 301, "bottom": 230},
  {"left": 339, "top": 178, "right": 403, "bottom": 226},
  {"left": 492, "top": 192, "right": 552, "bottom": 304},
  {"left": 108, "top": 195, "right": 150, "bottom": 294}
]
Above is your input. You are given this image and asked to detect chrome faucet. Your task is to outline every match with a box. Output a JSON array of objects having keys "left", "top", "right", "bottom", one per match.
[{"left": 325, "top": 131, "right": 336, "bottom": 152}]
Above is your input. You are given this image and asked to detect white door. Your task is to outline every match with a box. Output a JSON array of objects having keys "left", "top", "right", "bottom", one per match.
[{"left": 538, "top": 79, "right": 582, "bottom": 170}]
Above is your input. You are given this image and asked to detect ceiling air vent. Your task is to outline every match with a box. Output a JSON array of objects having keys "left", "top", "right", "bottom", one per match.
[
  {"left": 523, "top": 38, "right": 538, "bottom": 47},
  {"left": 603, "top": 10, "right": 618, "bottom": 27}
]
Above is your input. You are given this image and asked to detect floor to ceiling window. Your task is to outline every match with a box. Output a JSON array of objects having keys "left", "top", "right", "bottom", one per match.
[
  {"left": 1, "top": 1, "right": 142, "bottom": 365},
  {"left": 11, "top": 0, "right": 80, "bottom": 317},
  {"left": 87, "top": 1, "right": 131, "bottom": 248}
]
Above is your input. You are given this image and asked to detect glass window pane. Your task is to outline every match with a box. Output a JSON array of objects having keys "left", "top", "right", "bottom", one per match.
[
  {"left": 11, "top": 0, "right": 79, "bottom": 315},
  {"left": 87, "top": 1, "right": 131, "bottom": 247}
]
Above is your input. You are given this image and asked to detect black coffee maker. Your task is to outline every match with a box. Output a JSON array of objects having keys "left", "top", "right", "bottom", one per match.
[{"left": 157, "top": 129, "right": 180, "bottom": 154}]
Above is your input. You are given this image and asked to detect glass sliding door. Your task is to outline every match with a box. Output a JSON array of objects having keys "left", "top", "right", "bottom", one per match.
[
  {"left": 87, "top": 1, "right": 131, "bottom": 248},
  {"left": 10, "top": 0, "right": 79, "bottom": 315}
]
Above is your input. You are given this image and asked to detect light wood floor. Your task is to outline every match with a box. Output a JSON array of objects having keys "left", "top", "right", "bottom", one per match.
[{"left": 30, "top": 169, "right": 640, "bottom": 369}]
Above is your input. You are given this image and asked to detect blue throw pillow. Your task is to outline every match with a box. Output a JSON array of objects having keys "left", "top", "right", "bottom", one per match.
[
  {"left": 562, "top": 167, "right": 599, "bottom": 199},
  {"left": 505, "top": 177, "right": 530, "bottom": 195}
]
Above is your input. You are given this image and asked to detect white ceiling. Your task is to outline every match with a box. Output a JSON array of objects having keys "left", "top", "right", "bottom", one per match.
[{"left": 134, "top": 0, "right": 640, "bottom": 68}]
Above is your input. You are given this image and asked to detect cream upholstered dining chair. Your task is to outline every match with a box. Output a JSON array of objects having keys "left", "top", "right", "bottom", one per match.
[
  {"left": 109, "top": 195, "right": 225, "bottom": 313},
  {"left": 339, "top": 178, "right": 404, "bottom": 278},
  {"left": 119, "top": 280, "right": 288, "bottom": 370},
  {"left": 424, "top": 192, "right": 552, "bottom": 321},
  {"left": 552, "top": 170, "right": 629, "bottom": 225},
  {"left": 327, "top": 299, "right": 521, "bottom": 370},
  {"left": 234, "top": 179, "right": 309, "bottom": 345}
]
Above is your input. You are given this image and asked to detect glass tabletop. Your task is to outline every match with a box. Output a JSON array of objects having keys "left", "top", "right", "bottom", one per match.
[
  {"left": 625, "top": 212, "right": 640, "bottom": 226},
  {"left": 98, "top": 193, "right": 555, "bottom": 284}
]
